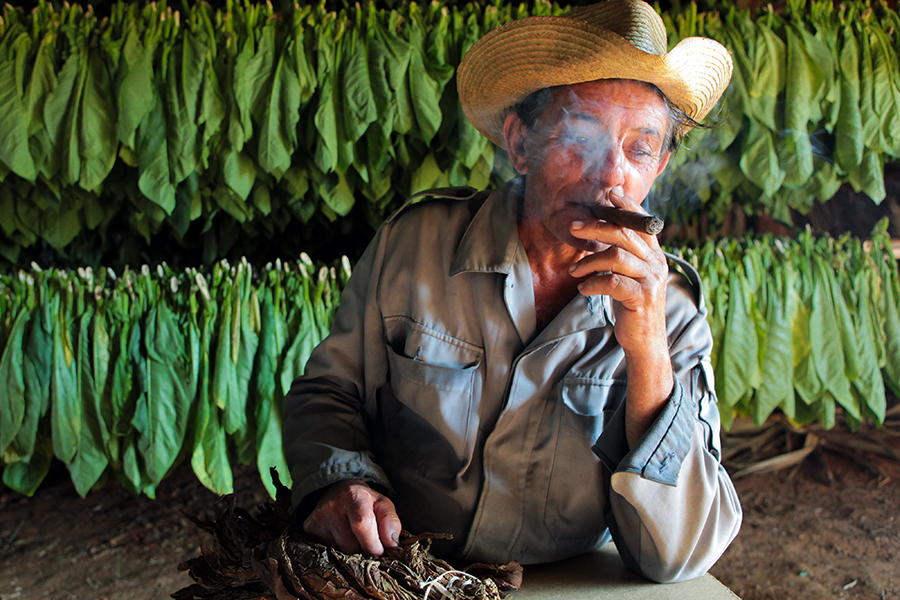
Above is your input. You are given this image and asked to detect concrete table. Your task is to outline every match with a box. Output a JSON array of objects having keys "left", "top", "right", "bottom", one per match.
[{"left": 511, "top": 543, "right": 739, "bottom": 599}]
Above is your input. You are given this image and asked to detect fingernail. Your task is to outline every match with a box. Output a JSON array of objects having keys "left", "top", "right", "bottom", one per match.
[
  {"left": 390, "top": 532, "right": 400, "bottom": 546},
  {"left": 571, "top": 221, "right": 585, "bottom": 230},
  {"left": 568, "top": 263, "right": 577, "bottom": 273},
  {"left": 610, "top": 186, "right": 624, "bottom": 199}
]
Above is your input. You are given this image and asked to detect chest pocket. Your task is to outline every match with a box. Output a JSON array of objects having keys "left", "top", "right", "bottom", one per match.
[
  {"left": 544, "top": 377, "right": 625, "bottom": 543},
  {"left": 382, "top": 317, "right": 483, "bottom": 479}
]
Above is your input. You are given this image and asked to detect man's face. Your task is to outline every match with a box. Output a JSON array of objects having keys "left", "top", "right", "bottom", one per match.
[{"left": 508, "top": 79, "right": 671, "bottom": 253}]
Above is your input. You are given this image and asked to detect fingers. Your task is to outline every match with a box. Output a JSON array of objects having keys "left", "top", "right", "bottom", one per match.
[
  {"left": 568, "top": 218, "right": 667, "bottom": 313},
  {"left": 303, "top": 481, "right": 402, "bottom": 557},
  {"left": 374, "top": 496, "right": 402, "bottom": 550}
]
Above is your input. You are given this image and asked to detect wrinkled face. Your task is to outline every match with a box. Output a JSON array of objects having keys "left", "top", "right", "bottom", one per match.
[{"left": 508, "top": 79, "right": 671, "bottom": 253}]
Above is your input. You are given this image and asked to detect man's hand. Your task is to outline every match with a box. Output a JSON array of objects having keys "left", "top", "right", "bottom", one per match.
[
  {"left": 303, "top": 480, "right": 402, "bottom": 556},
  {"left": 568, "top": 186, "right": 674, "bottom": 447}
]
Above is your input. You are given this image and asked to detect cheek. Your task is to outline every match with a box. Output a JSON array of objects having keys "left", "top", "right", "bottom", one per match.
[
  {"left": 535, "top": 151, "right": 589, "bottom": 185},
  {"left": 627, "top": 163, "right": 663, "bottom": 196}
]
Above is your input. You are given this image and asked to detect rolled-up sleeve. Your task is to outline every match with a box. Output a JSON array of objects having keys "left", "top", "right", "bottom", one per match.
[{"left": 592, "top": 263, "right": 743, "bottom": 583}]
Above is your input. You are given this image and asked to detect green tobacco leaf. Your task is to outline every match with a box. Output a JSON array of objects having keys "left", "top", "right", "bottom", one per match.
[
  {"left": 42, "top": 50, "right": 83, "bottom": 186},
  {"left": 755, "top": 264, "right": 797, "bottom": 425},
  {"left": 258, "top": 36, "right": 302, "bottom": 175},
  {"left": 715, "top": 269, "right": 760, "bottom": 409},
  {"left": 407, "top": 15, "right": 453, "bottom": 146},
  {"left": 868, "top": 26, "right": 900, "bottom": 156},
  {"left": 851, "top": 268, "right": 886, "bottom": 424},
  {"left": 827, "top": 256, "right": 862, "bottom": 383},
  {"left": 280, "top": 275, "right": 319, "bottom": 394},
  {"left": 107, "top": 301, "right": 137, "bottom": 464},
  {"left": 165, "top": 30, "right": 206, "bottom": 185},
  {"left": 222, "top": 149, "right": 257, "bottom": 201},
  {"left": 0, "top": 58, "right": 37, "bottom": 181},
  {"left": 739, "top": 119, "right": 784, "bottom": 197},
  {"left": 137, "top": 92, "right": 177, "bottom": 214},
  {"left": 136, "top": 302, "right": 194, "bottom": 487},
  {"left": 792, "top": 258, "right": 821, "bottom": 413},
  {"left": 318, "top": 171, "right": 355, "bottom": 217},
  {"left": 855, "top": 22, "right": 880, "bottom": 151},
  {"left": 116, "top": 26, "right": 156, "bottom": 150},
  {"left": 782, "top": 26, "right": 819, "bottom": 188},
  {"left": 364, "top": 10, "right": 404, "bottom": 171},
  {"left": 39, "top": 194, "right": 83, "bottom": 250},
  {"left": 410, "top": 152, "right": 449, "bottom": 193},
  {"left": 313, "top": 18, "right": 353, "bottom": 174},
  {"left": 50, "top": 288, "right": 80, "bottom": 464},
  {"left": 24, "top": 31, "right": 57, "bottom": 138},
  {"left": 0, "top": 308, "right": 28, "bottom": 455},
  {"left": 809, "top": 256, "right": 859, "bottom": 419},
  {"left": 190, "top": 394, "right": 233, "bottom": 494},
  {"left": 78, "top": 50, "right": 118, "bottom": 192},
  {"left": 68, "top": 305, "right": 109, "bottom": 497},
  {"left": 238, "top": 27, "right": 274, "bottom": 152},
  {"left": 879, "top": 248, "right": 900, "bottom": 397},
  {"left": 2, "top": 427, "right": 53, "bottom": 496},
  {"left": 291, "top": 12, "right": 317, "bottom": 104},
  {"left": 848, "top": 148, "right": 885, "bottom": 202},
  {"left": 340, "top": 30, "right": 377, "bottom": 146},
  {"left": 90, "top": 304, "right": 113, "bottom": 455},
  {"left": 834, "top": 24, "right": 863, "bottom": 173},
  {"left": 190, "top": 290, "right": 233, "bottom": 495},
  {"left": 198, "top": 49, "right": 225, "bottom": 171},
  {"left": 16, "top": 294, "right": 53, "bottom": 460},
  {"left": 254, "top": 280, "right": 291, "bottom": 498},
  {"left": 212, "top": 264, "right": 260, "bottom": 439}
]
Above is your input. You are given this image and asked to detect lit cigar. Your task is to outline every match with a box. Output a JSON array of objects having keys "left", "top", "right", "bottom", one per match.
[{"left": 589, "top": 205, "right": 664, "bottom": 235}]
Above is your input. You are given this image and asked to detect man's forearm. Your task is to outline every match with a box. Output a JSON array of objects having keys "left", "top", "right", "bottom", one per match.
[{"left": 624, "top": 352, "right": 674, "bottom": 448}]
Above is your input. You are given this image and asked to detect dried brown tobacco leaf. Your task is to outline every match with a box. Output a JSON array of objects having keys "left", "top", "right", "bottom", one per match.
[
  {"left": 173, "top": 471, "right": 522, "bottom": 600},
  {"left": 463, "top": 562, "right": 524, "bottom": 591}
]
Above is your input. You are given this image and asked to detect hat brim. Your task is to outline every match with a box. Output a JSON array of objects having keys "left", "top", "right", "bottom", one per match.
[{"left": 457, "top": 16, "right": 733, "bottom": 147}]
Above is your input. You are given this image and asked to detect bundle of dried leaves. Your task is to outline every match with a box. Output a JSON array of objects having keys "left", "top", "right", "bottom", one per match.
[{"left": 172, "top": 472, "right": 522, "bottom": 600}]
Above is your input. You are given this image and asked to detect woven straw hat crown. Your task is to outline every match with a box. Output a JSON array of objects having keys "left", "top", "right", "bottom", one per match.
[{"left": 457, "top": 0, "right": 733, "bottom": 147}]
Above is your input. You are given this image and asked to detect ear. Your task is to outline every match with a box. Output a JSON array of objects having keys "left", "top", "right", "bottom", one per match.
[
  {"left": 502, "top": 111, "right": 530, "bottom": 175},
  {"left": 655, "top": 151, "right": 671, "bottom": 177}
]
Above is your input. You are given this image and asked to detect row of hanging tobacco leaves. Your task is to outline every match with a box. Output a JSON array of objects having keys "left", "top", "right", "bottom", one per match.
[
  {"left": 676, "top": 221, "right": 900, "bottom": 433},
  {"left": 0, "top": 253, "right": 347, "bottom": 497},
  {"left": 651, "top": 0, "right": 900, "bottom": 225},
  {"left": 1, "top": 0, "right": 900, "bottom": 269},
  {"left": 2, "top": 224, "right": 899, "bottom": 498}
]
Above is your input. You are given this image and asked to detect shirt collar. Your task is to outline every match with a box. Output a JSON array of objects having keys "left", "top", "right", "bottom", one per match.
[{"left": 450, "top": 178, "right": 524, "bottom": 277}]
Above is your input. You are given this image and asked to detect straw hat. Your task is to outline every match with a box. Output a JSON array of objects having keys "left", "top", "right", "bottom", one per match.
[{"left": 457, "top": 0, "right": 733, "bottom": 147}]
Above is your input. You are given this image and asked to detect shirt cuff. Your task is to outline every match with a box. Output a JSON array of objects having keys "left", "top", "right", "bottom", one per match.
[
  {"left": 290, "top": 453, "right": 394, "bottom": 512},
  {"left": 592, "top": 377, "right": 694, "bottom": 486}
]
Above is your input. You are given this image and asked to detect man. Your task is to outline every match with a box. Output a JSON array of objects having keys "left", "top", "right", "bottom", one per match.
[{"left": 283, "top": 0, "right": 741, "bottom": 583}]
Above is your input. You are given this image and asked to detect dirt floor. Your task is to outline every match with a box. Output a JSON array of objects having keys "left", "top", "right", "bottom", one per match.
[{"left": 2, "top": 435, "right": 899, "bottom": 600}]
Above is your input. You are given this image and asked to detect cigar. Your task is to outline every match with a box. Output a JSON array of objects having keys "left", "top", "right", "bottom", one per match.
[{"left": 589, "top": 205, "right": 665, "bottom": 235}]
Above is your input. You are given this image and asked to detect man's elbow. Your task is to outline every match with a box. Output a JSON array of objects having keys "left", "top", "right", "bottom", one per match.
[{"left": 639, "top": 506, "right": 743, "bottom": 584}]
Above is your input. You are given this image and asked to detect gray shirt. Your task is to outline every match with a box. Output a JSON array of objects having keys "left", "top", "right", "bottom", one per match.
[{"left": 283, "top": 180, "right": 741, "bottom": 582}]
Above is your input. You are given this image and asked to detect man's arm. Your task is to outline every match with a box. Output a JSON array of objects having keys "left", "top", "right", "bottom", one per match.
[
  {"left": 283, "top": 225, "right": 401, "bottom": 556},
  {"left": 568, "top": 186, "right": 675, "bottom": 447},
  {"left": 569, "top": 201, "right": 741, "bottom": 581},
  {"left": 592, "top": 267, "right": 742, "bottom": 583}
]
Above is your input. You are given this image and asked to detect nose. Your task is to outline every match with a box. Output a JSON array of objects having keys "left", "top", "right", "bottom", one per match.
[{"left": 585, "top": 141, "right": 625, "bottom": 190}]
